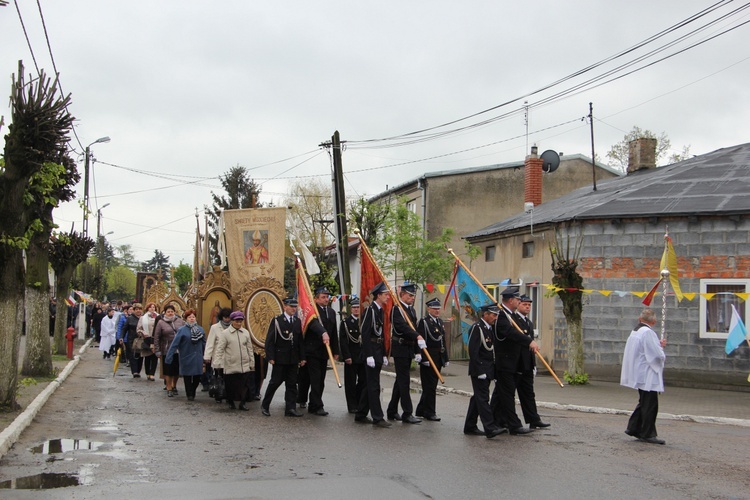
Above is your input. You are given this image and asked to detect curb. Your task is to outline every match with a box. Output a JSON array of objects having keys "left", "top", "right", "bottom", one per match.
[
  {"left": 0, "top": 338, "right": 93, "bottom": 459},
  {"left": 382, "top": 370, "right": 750, "bottom": 428}
]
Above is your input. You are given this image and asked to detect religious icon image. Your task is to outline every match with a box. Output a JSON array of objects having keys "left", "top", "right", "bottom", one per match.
[{"left": 244, "top": 229, "right": 270, "bottom": 264}]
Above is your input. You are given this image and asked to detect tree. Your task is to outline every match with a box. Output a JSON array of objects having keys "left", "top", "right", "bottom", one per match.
[
  {"left": 1, "top": 66, "right": 73, "bottom": 408},
  {"left": 141, "top": 250, "right": 170, "bottom": 280},
  {"left": 173, "top": 261, "right": 193, "bottom": 294},
  {"left": 285, "top": 179, "right": 333, "bottom": 254},
  {"left": 349, "top": 197, "right": 390, "bottom": 249},
  {"left": 606, "top": 126, "right": 691, "bottom": 172},
  {"left": 548, "top": 225, "right": 587, "bottom": 384},
  {"left": 49, "top": 232, "right": 95, "bottom": 354},
  {"left": 376, "top": 198, "right": 454, "bottom": 288},
  {"left": 105, "top": 265, "right": 136, "bottom": 300},
  {"left": 114, "top": 244, "right": 138, "bottom": 269},
  {"left": 207, "top": 165, "right": 263, "bottom": 266}
]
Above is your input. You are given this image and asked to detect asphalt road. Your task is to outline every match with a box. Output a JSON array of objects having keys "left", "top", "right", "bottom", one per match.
[{"left": 1, "top": 350, "right": 749, "bottom": 499}]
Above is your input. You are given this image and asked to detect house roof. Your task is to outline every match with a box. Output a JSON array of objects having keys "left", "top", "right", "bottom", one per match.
[
  {"left": 369, "top": 154, "right": 620, "bottom": 202},
  {"left": 466, "top": 142, "right": 750, "bottom": 240}
]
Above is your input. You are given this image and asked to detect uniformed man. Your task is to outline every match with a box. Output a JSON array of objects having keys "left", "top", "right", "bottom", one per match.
[
  {"left": 386, "top": 282, "right": 425, "bottom": 424},
  {"left": 464, "top": 303, "right": 507, "bottom": 439},
  {"left": 262, "top": 298, "right": 306, "bottom": 417},
  {"left": 415, "top": 298, "right": 449, "bottom": 421},
  {"left": 355, "top": 282, "right": 391, "bottom": 427},
  {"left": 516, "top": 295, "right": 550, "bottom": 429},
  {"left": 339, "top": 297, "right": 365, "bottom": 414},
  {"left": 490, "top": 287, "right": 538, "bottom": 435},
  {"left": 297, "top": 286, "right": 340, "bottom": 416}
]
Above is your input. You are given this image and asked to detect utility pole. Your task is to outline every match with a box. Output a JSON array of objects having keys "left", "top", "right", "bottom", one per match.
[
  {"left": 589, "top": 102, "right": 597, "bottom": 192},
  {"left": 329, "top": 131, "right": 352, "bottom": 311},
  {"left": 82, "top": 136, "right": 110, "bottom": 238}
]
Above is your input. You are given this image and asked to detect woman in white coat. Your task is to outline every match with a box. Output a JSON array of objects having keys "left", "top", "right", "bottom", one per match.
[{"left": 99, "top": 308, "right": 117, "bottom": 359}]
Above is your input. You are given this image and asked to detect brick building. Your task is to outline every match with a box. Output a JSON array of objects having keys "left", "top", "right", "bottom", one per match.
[{"left": 466, "top": 140, "right": 750, "bottom": 389}]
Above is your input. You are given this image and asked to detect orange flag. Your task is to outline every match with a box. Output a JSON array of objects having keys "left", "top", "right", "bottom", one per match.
[
  {"left": 295, "top": 257, "right": 318, "bottom": 334},
  {"left": 359, "top": 244, "right": 392, "bottom": 356}
]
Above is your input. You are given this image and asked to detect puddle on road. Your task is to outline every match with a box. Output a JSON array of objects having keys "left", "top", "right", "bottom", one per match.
[
  {"left": 30, "top": 439, "right": 104, "bottom": 454},
  {"left": 0, "top": 472, "right": 80, "bottom": 489}
]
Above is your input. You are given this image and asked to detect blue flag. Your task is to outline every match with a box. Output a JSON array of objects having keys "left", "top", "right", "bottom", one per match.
[
  {"left": 454, "top": 266, "right": 492, "bottom": 344},
  {"left": 725, "top": 304, "right": 748, "bottom": 355}
]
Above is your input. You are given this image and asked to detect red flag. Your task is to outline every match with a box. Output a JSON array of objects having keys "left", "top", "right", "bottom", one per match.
[
  {"left": 295, "top": 258, "right": 318, "bottom": 334},
  {"left": 359, "top": 245, "right": 392, "bottom": 356},
  {"left": 642, "top": 278, "right": 663, "bottom": 306}
]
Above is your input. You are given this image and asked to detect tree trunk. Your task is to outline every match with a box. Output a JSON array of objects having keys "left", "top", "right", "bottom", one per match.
[
  {"left": 53, "top": 267, "right": 74, "bottom": 355},
  {"left": 566, "top": 316, "right": 585, "bottom": 376},
  {"left": 0, "top": 254, "right": 24, "bottom": 410},
  {"left": 21, "top": 286, "right": 53, "bottom": 377}
]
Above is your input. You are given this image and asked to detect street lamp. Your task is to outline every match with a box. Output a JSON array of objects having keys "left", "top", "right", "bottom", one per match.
[
  {"left": 96, "top": 203, "right": 111, "bottom": 241},
  {"left": 82, "top": 136, "right": 111, "bottom": 239}
]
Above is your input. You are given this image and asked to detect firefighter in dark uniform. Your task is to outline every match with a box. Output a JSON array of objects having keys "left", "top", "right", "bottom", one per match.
[
  {"left": 516, "top": 294, "right": 550, "bottom": 429},
  {"left": 490, "top": 287, "right": 538, "bottom": 435},
  {"left": 415, "top": 298, "right": 449, "bottom": 421},
  {"left": 355, "top": 282, "right": 392, "bottom": 427},
  {"left": 298, "top": 286, "right": 340, "bottom": 416},
  {"left": 339, "top": 297, "right": 365, "bottom": 414},
  {"left": 386, "top": 282, "right": 425, "bottom": 424},
  {"left": 261, "top": 298, "right": 306, "bottom": 417},
  {"left": 464, "top": 303, "right": 507, "bottom": 438}
]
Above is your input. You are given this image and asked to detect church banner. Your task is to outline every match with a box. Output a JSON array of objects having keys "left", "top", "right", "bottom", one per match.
[{"left": 222, "top": 207, "right": 286, "bottom": 292}]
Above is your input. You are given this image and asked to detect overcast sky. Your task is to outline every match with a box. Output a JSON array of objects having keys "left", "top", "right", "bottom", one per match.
[{"left": 2, "top": 1, "right": 749, "bottom": 265}]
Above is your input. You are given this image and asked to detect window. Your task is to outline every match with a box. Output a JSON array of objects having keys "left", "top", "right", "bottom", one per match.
[
  {"left": 522, "top": 241, "right": 534, "bottom": 258},
  {"left": 406, "top": 200, "right": 417, "bottom": 214},
  {"left": 699, "top": 279, "right": 749, "bottom": 339},
  {"left": 485, "top": 246, "right": 496, "bottom": 262}
]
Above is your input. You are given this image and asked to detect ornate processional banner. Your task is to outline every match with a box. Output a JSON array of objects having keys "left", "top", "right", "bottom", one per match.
[{"left": 222, "top": 207, "right": 286, "bottom": 293}]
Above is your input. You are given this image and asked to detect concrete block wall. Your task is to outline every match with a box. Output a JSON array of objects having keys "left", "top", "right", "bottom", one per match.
[{"left": 551, "top": 216, "right": 750, "bottom": 390}]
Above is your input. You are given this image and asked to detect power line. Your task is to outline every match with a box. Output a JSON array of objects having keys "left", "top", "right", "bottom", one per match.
[{"left": 13, "top": 0, "right": 40, "bottom": 76}]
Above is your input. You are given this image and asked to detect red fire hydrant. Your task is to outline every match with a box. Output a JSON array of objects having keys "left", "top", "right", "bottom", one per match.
[{"left": 65, "top": 327, "right": 76, "bottom": 359}]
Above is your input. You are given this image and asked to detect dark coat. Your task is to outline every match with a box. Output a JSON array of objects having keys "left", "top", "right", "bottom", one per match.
[
  {"left": 517, "top": 314, "right": 536, "bottom": 371},
  {"left": 360, "top": 303, "right": 386, "bottom": 363},
  {"left": 265, "top": 314, "right": 305, "bottom": 365},
  {"left": 467, "top": 320, "right": 494, "bottom": 378},
  {"left": 493, "top": 305, "right": 532, "bottom": 374},
  {"left": 390, "top": 302, "right": 418, "bottom": 358},
  {"left": 303, "top": 304, "right": 340, "bottom": 359},
  {"left": 339, "top": 315, "right": 363, "bottom": 364},
  {"left": 416, "top": 314, "right": 449, "bottom": 367}
]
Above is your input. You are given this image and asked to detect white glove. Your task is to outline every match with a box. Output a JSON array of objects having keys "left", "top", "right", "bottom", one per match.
[
  {"left": 444, "top": 362, "right": 450, "bottom": 368},
  {"left": 366, "top": 356, "right": 375, "bottom": 368},
  {"left": 417, "top": 339, "right": 427, "bottom": 350},
  {"left": 382, "top": 356, "right": 389, "bottom": 367},
  {"left": 478, "top": 374, "right": 487, "bottom": 380},
  {"left": 421, "top": 361, "right": 430, "bottom": 367},
  {"left": 533, "top": 367, "right": 537, "bottom": 378},
  {"left": 414, "top": 354, "right": 422, "bottom": 363}
]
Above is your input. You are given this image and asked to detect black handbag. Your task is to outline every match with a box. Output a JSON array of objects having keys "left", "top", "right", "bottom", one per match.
[{"left": 208, "top": 371, "right": 225, "bottom": 401}]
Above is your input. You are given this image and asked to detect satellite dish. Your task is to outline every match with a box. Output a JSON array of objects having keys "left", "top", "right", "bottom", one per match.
[{"left": 540, "top": 150, "right": 560, "bottom": 173}]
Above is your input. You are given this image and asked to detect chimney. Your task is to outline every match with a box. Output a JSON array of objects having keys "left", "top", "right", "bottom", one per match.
[
  {"left": 524, "top": 145, "right": 543, "bottom": 207},
  {"left": 627, "top": 137, "right": 657, "bottom": 174}
]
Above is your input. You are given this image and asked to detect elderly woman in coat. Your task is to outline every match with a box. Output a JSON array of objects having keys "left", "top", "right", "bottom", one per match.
[
  {"left": 153, "top": 304, "right": 186, "bottom": 397},
  {"left": 213, "top": 311, "right": 255, "bottom": 410},
  {"left": 165, "top": 308, "right": 206, "bottom": 401}
]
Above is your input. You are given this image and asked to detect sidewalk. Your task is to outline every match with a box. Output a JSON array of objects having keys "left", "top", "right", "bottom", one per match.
[{"left": 383, "top": 361, "right": 750, "bottom": 427}]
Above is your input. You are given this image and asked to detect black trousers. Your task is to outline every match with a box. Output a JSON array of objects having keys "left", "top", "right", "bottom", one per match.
[
  {"left": 357, "top": 363, "right": 384, "bottom": 421},
  {"left": 387, "top": 357, "right": 414, "bottom": 417},
  {"left": 297, "top": 364, "right": 310, "bottom": 404},
  {"left": 304, "top": 356, "right": 327, "bottom": 412},
  {"left": 143, "top": 354, "right": 158, "bottom": 376},
  {"left": 128, "top": 343, "right": 143, "bottom": 375},
  {"left": 182, "top": 375, "right": 202, "bottom": 399},
  {"left": 490, "top": 371, "right": 523, "bottom": 430},
  {"left": 344, "top": 362, "right": 366, "bottom": 412},
  {"left": 465, "top": 376, "right": 500, "bottom": 433},
  {"left": 627, "top": 389, "right": 659, "bottom": 439},
  {"left": 515, "top": 370, "right": 541, "bottom": 424},
  {"left": 416, "top": 363, "right": 440, "bottom": 417},
  {"left": 263, "top": 364, "right": 299, "bottom": 412},
  {"left": 224, "top": 372, "right": 252, "bottom": 405}
]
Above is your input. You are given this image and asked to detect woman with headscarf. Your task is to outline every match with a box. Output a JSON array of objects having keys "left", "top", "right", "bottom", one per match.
[
  {"left": 137, "top": 302, "right": 160, "bottom": 381},
  {"left": 213, "top": 311, "right": 255, "bottom": 410},
  {"left": 152, "top": 304, "right": 185, "bottom": 397},
  {"left": 99, "top": 308, "right": 117, "bottom": 359},
  {"left": 165, "top": 309, "right": 206, "bottom": 401}
]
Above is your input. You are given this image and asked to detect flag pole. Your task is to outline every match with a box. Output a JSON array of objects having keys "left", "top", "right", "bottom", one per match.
[
  {"left": 355, "top": 230, "right": 445, "bottom": 384},
  {"left": 295, "top": 254, "right": 342, "bottom": 388},
  {"left": 660, "top": 226, "right": 670, "bottom": 341},
  {"left": 446, "top": 247, "right": 564, "bottom": 388}
]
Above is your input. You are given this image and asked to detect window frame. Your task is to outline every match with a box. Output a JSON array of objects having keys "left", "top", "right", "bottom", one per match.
[
  {"left": 698, "top": 278, "right": 749, "bottom": 339},
  {"left": 485, "top": 245, "right": 496, "bottom": 262}
]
